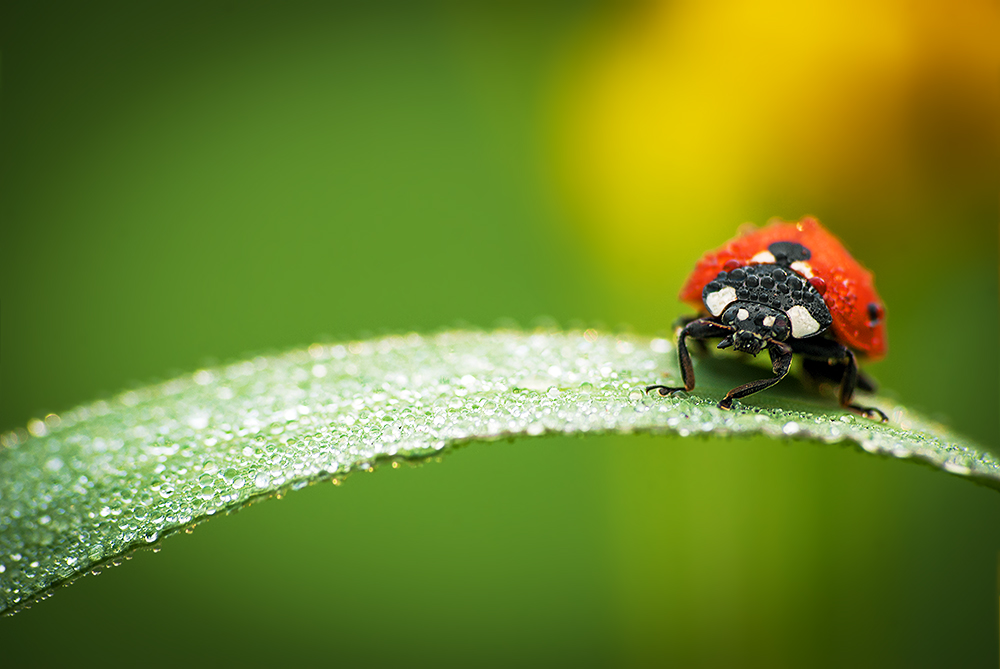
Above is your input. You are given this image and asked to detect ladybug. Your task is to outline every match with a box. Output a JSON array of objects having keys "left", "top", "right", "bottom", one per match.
[{"left": 646, "top": 217, "right": 888, "bottom": 421}]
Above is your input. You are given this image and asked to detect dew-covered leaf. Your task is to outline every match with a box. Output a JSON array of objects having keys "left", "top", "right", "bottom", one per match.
[{"left": 1, "top": 329, "right": 996, "bottom": 613}]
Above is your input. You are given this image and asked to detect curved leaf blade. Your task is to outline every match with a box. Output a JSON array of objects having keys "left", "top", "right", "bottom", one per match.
[{"left": 1, "top": 329, "right": 996, "bottom": 613}]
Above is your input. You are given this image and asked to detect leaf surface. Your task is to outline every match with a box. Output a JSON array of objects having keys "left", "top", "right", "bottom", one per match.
[{"left": 2, "top": 329, "right": 996, "bottom": 613}]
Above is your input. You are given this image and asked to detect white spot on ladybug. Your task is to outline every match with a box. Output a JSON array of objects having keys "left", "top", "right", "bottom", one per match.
[
  {"left": 790, "top": 261, "right": 814, "bottom": 278},
  {"left": 762, "top": 315, "right": 776, "bottom": 327},
  {"left": 737, "top": 308, "right": 749, "bottom": 321},
  {"left": 705, "top": 286, "right": 737, "bottom": 316},
  {"left": 787, "top": 305, "right": 821, "bottom": 337},
  {"left": 751, "top": 251, "right": 776, "bottom": 264}
]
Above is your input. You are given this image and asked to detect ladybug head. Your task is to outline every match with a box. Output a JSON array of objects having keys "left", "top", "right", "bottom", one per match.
[{"left": 718, "top": 302, "right": 790, "bottom": 356}]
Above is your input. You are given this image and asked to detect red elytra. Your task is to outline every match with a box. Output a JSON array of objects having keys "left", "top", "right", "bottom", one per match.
[{"left": 679, "top": 217, "right": 887, "bottom": 359}]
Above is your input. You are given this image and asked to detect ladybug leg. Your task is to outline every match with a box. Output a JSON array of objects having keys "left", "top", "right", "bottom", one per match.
[
  {"left": 717, "top": 341, "right": 793, "bottom": 410},
  {"left": 855, "top": 370, "right": 878, "bottom": 393},
  {"left": 837, "top": 348, "right": 888, "bottom": 422},
  {"left": 671, "top": 313, "right": 711, "bottom": 355},
  {"left": 646, "top": 318, "right": 732, "bottom": 397},
  {"left": 790, "top": 339, "right": 887, "bottom": 422},
  {"left": 671, "top": 313, "right": 702, "bottom": 329},
  {"left": 801, "top": 358, "right": 877, "bottom": 392}
]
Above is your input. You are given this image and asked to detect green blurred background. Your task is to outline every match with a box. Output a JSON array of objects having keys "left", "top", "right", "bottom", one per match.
[{"left": 2, "top": 2, "right": 998, "bottom": 666}]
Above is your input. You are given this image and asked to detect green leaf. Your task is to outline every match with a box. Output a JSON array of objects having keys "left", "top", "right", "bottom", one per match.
[{"left": 1, "top": 329, "right": 996, "bottom": 614}]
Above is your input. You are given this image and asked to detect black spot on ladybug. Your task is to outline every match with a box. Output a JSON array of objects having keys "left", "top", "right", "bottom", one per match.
[
  {"left": 867, "top": 302, "right": 884, "bottom": 326},
  {"left": 768, "top": 241, "right": 811, "bottom": 265},
  {"left": 771, "top": 316, "right": 790, "bottom": 339}
]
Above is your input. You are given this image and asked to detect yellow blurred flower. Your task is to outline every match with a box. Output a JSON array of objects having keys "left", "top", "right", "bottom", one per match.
[{"left": 551, "top": 0, "right": 999, "bottom": 284}]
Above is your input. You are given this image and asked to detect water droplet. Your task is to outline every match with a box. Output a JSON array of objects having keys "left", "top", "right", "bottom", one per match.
[
  {"left": 943, "top": 462, "right": 972, "bottom": 476},
  {"left": 650, "top": 338, "right": 671, "bottom": 353},
  {"left": 782, "top": 422, "right": 800, "bottom": 435},
  {"left": 27, "top": 419, "right": 47, "bottom": 437},
  {"left": 188, "top": 414, "right": 210, "bottom": 430},
  {"left": 193, "top": 370, "right": 214, "bottom": 386},
  {"left": 856, "top": 438, "right": 877, "bottom": 452}
]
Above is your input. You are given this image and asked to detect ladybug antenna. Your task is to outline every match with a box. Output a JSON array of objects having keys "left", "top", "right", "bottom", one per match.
[{"left": 717, "top": 336, "right": 734, "bottom": 350}]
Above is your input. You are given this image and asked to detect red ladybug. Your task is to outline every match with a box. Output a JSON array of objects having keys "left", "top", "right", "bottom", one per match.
[{"left": 647, "top": 217, "right": 888, "bottom": 420}]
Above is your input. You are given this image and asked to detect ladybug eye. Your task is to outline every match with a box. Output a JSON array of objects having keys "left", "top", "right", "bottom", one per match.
[{"left": 867, "top": 302, "right": 884, "bottom": 325}]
